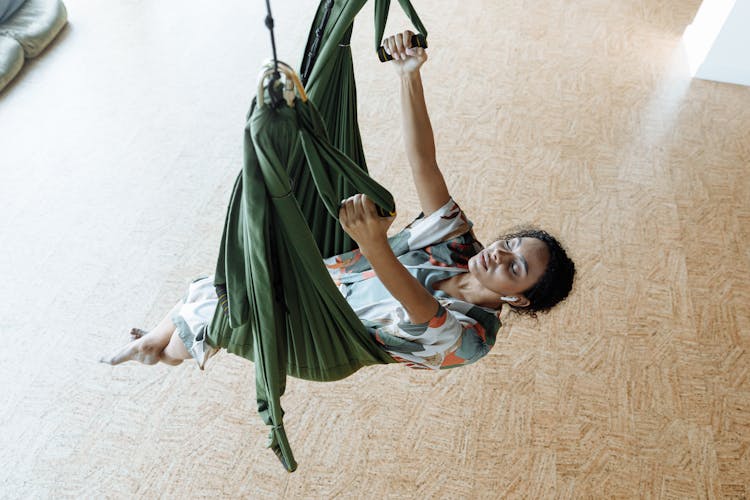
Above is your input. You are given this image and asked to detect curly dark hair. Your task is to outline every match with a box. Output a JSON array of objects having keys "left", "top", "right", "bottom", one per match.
[{"left": 495, "top": 228, "right": 575, "bottom": 316}]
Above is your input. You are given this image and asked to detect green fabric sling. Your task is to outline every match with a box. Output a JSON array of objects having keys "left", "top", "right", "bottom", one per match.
[{"left": 207, "top": 0, "right": 427, "bottom": 472}]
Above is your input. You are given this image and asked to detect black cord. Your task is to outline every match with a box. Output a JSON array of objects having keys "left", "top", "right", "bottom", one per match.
[
  {"left": 264, "top": 0, "right": 279, "bottom": 78},
  {"left": 263, "top": 0, "right": 286, "bottom": 108}
]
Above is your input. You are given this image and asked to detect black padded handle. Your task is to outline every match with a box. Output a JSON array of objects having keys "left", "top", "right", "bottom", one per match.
[
  {"left": 375, "top": 206, "right": 396, "bottom": 218},
  {"left": 340, "top": 201, "right": 395, "bottom": 218},
  {"left": 377, "top": 33, "right": 427, "bottom": 62}
]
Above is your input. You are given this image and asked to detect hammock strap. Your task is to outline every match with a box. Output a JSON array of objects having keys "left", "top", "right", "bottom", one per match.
[
  {"left": 300, "top": 0, "right": 335, "bottom": 86},
  {"left": 373, "top": 0, "right": 428, "bottom": 51}
]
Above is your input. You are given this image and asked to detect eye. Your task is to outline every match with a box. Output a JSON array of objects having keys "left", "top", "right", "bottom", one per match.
[{"left": 511, "top": 262, "right": 519, "bottom": 276}]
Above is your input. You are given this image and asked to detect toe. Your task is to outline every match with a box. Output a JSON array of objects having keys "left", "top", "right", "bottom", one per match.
[{"left": 130, "top": 328, "right": 147, "bottom": 339}]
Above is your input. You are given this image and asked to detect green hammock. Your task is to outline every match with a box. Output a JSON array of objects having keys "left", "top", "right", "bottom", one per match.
[{"left": 207, "top": 0, "right": 427, "bottom": 472}]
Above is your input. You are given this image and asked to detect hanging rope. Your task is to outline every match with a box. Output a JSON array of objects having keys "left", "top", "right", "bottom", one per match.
[{"left": 263, "top": 0, "right": 284, "bottom": 108}]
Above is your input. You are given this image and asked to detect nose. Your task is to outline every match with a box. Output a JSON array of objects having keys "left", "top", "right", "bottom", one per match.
[{"left": 489, "top": 244, "right": 512, "bottom": 264}]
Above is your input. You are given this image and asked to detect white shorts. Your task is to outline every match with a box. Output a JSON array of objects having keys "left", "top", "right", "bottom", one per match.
[{"left": 172, "top": 276, "right": 219, "bottom": 369}]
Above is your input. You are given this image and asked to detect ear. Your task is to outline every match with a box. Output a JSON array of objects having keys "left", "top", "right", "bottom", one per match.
[{"left": 505, "top": 295, "right": 531, "bottom": 308}]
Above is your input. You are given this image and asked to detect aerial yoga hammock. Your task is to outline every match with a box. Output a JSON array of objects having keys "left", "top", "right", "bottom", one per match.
[{"left": 205, "top": 0, "right": 428, "bottom": 472}]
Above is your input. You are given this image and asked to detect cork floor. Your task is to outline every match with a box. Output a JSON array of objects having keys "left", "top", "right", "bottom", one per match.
[{"left": 1, "top": 0, "right": 749, "bottom": 498}]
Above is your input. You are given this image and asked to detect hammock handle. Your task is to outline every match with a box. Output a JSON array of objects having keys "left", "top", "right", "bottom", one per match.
[
  {"left": 377, "top": 33, "right": 427, "bottom": 62},
  {"left": 376, "top": 206, "right": 396, "bottom": 217}
]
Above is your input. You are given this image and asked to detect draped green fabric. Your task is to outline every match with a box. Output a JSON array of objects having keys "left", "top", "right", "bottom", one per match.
[{"left": 206, "top": 0, "right": 426, "bottom": 472}]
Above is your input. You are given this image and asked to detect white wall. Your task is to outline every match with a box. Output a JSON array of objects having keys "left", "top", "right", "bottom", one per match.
[{"left": 683, "top": 0, "right": 750, "bottom": 86}]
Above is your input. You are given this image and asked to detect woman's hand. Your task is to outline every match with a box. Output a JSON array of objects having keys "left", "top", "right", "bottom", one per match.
[
  {"left": 340, "top": 194, "right": 439, "bottom": 323},
  {"left": 383, "top": 29, "right": 427, "bottom": 76},
  {"left": 339, "top": 194, "right": 395, "bottom": 251}
]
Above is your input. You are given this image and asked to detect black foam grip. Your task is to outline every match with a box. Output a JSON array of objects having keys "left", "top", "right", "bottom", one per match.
[
  {"left": 375, "top": 206, "right": 396, "bottom": 218},
  {"left": 340, "top": 201, "right": 395, "bottom": 218},
  {"left": 377, "top": 33, "right": 427, "bottom": 62}
]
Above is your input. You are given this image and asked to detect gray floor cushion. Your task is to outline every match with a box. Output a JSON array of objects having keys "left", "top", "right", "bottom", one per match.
[
  {"left": 0, "top": 0, "right": 67, "bottom": 58},
  {"left": 0, "top": 0, "right": 27, "bottom": 23},
  {"left": 0, "top": 34, "right": 23, "bottom": 91}
]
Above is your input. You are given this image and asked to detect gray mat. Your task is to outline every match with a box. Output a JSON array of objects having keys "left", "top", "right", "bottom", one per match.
[
  {"left": 0, "top": 34, "right": 23, "bottom": 91},
  {"left": 0, "top": 0, "right": 67, "bottom": 58},
  {"left": 0, "top": 0, "right": 26, "bottom": 23}
]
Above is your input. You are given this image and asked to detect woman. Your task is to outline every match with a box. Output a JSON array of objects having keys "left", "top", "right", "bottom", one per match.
[{"left": 101, "top": 31, "right": 575, "bottom": 371}]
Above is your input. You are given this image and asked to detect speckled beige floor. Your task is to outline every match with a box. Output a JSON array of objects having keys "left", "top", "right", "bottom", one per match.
[{"left": 1, "top": 0, "right": 749, "bottom": 498}]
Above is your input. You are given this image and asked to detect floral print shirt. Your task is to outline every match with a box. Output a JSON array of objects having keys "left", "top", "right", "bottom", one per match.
[{"left": 324, "top": 199, "right": 500, "bottom": 370}]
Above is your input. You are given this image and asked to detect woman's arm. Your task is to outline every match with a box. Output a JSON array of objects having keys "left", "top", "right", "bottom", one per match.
[
  {"left": 383, "top": 31, "right": 451, "bottom": 217},
  {"left": 340, "top": 194, "right": 439, "bottom": 323}
]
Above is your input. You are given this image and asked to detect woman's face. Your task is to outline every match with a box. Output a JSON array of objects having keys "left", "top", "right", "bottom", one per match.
[{"left": 468, "top": 237, "right": 550, "bottom": 300}]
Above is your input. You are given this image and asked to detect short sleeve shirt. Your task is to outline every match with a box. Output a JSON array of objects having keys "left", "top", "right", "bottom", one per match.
[{"left": 324, "top": 199, "right": 500, "bottom": 370}]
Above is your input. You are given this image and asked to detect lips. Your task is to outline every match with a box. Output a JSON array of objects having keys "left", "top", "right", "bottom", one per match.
[{"left": 480, "top": 251, "right": 488, "bottom": 271}]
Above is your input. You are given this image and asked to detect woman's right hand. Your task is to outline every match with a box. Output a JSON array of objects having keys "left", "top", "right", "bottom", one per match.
[{"left": 382, "top": 29, "right": 427, "bottom": 76}]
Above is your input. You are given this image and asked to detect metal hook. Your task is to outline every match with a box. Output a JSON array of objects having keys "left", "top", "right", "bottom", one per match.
[{"left": 257, "top": 60, "right": 308, "bottom": 108}]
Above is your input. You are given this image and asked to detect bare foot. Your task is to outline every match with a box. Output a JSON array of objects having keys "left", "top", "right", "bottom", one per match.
[
  {"left": 101, "top": 327, "right": 175, "bottom": 366},
  {"left": 130, "top": 328, "right": 147, "bottom": 340},
  {"left": 99, "top": 336, "right": 162, "bottom": 365}
]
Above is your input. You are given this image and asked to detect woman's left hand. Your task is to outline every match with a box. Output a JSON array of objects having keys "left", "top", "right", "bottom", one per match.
[
  {"left": 339, "top": 194, "right": 395, "bottom": 250},
  {"left": 383, "top": 29, "right": 427, "bottom": 76}
]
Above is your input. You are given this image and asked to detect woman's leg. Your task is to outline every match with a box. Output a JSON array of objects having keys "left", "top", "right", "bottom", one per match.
[
  {"left": 160, "top": 330, "right": 191, "bottom": 365},
  {"left": 100, "top": 301, "right": 191, "bottom": 366}
]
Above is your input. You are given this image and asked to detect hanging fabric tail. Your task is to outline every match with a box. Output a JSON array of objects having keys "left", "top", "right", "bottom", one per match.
[
  {"left": 209, "top": 0, "right": 426, "bottom": 472},
  {"left": 210, "top": 96, "right": 396, "bottom": 472}
]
